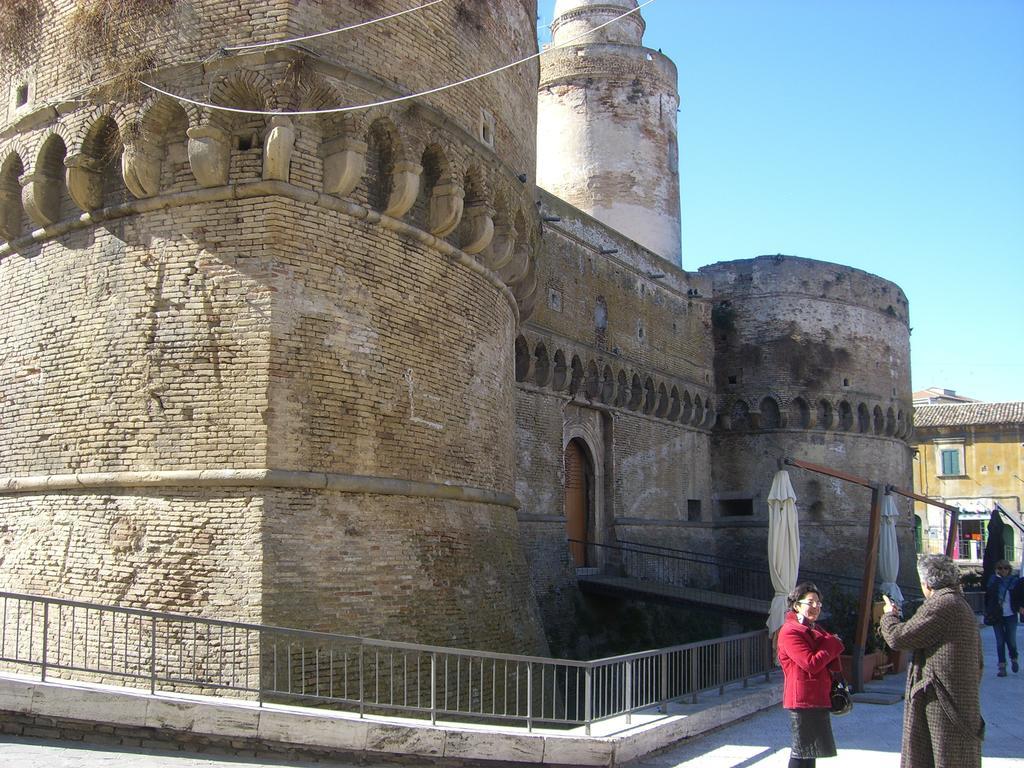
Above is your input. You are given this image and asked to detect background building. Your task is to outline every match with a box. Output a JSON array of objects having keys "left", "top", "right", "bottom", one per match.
[{"left": 912, "top": 400, "right": 1024, "bottom": 564}]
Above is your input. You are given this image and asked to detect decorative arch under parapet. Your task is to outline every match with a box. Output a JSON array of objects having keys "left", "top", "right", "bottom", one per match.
[
  {"left": 551, "top": 349, "right": 568, "bottom": 391},
  {"left": 885, "top": 407, "right": 896, "bottom": 437},
  {"left": 654, "top": 383, "right": 669, "bottom": 418},
  {"left": 788, "top": 396, "right": 812, "bottom": 429},
  {"left": 759, "top": 395, "right": 781, "bottom": 429},
  {"left": 568, "top": 355, "right": 584, "bottom": 396},
  {"left": 642, "top": 377, "right": 656, "bottom": 415},
  {"left": 414, "top": 141, "right": 463, "bottom": 237},
  {"left": 584, "top": 359, "right": 600, "bottom": 399},
  {"left": 729, "top": 398, "right": 751, "bottom": 431},
  {"left": 128, "top": 94, "right": 192, "bottom": 198},
  {"left": 23, "top": 130, "right": 73, "bottom": 227},
  {"left": 667, "top": 386, "right": 681, "bottom": 421},
  {"left": 533, "top": 343, "right": 551, "bottom": 387},
  {"left": 873, "top": 405, "right": 885, "bottom": 435},
  {"left": 65, "top": 110, "right": 129, "bottom": 211},
  {"left": 679, "top": 390, "right": 693, "bottom": 424},
  {"left": 514, "top": 334, "right": 530, "bottom": 382},
  {"left": 816, "top": 399, "right": 834, "bottom": 430},
  {"left": 0, "top": 151, "right": 28, "bottom": 243},
  {"left": 837, "top": 400, "right": 854, "bottom": 431}
]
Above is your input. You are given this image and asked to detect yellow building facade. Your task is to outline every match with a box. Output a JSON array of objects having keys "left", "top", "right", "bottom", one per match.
[{"left": 912, "top": 401, "right": 1024, "bottom": 565}]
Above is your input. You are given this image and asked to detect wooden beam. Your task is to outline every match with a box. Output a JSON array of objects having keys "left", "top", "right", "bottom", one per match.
[
  {"left": 783, "top": 457, "right": 874, "bottom": 489},
  {"left": 850, "top": 484, "right": 884, "bottom": 693}
]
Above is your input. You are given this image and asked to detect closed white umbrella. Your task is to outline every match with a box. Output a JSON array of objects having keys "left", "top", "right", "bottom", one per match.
[
  {"left": 767, "top": 470, "right": 800, "bottom": 639},
  {"left": 878, "top": 493, "right": 904, "bottom": 603}
]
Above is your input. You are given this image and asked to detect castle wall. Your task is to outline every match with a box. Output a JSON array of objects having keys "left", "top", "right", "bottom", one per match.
[
  {"left": 1, "top": 1, "right": 548, "bottom": 654},
  {"left": 515, "top": 192, "right": 715, "bottom": 645},
  {"left": 700, "top": 256, "right": 916, "bottom": 581}
]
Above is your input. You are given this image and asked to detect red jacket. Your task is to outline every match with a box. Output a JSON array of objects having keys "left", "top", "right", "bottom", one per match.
[{"left": 777, "top": 611, "right": 844, "bottom": 709}]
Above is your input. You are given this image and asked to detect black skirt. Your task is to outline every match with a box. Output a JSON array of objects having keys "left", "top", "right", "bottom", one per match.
[{"left": 789, "top": 707, "right": 837, "bottom": 758}]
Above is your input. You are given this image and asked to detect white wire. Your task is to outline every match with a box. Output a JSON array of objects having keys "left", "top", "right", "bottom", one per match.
[
  {"left": 223, "top": 0, "right": 446, "bottom": 52},
  {"left": 139, "top": 0, "right": 658, "bottom": 117}
]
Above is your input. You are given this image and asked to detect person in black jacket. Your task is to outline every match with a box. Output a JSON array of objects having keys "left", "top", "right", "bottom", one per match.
[{"left": 984, "top": 559, "right": 1022, "bottom": 676}]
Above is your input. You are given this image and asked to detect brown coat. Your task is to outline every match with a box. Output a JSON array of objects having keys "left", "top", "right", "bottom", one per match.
[{"left": 880, "top": 586, "right": 984, "bottom": 768}]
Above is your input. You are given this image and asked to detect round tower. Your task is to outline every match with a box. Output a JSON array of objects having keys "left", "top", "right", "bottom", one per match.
[
  {"left": 537, "top": 0, "right": 682, "bottom": 264},
  {"left": 0, "top": 0, "right": 545, "bottom": 654},
  {"left": 700, "top": 256, "right": 917, "bottom": 581}
]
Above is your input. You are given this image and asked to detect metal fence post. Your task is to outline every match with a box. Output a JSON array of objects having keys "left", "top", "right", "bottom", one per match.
[
  {"left": 358, "top": 644, "right": 365, "bottom": 718},
  {"left": 718, "top": 641, "right": 725, "bottom": 696},
  {"left": 690, "top": 647, "right": 699, "bottom": 704},
  {"left": 150, "top": 616, "right": 157, "bottom": 695},
  {"left": 742, "top": 637, "right": 750, "bottom": 688},
  {"left": 526, "top": 662, "right": 533, "bottom": 732},
  {"left": 625, "top": 660, "right": 633, "bottom": 724},
  {"left": 40, "top": 602, "right": 48, "bottom": 682},
  {"left": 584, "top": 665, "right": 593, "bottom": 736},
  {"left": 659, "top": 650, "right": 669, "bottom": 713},
  {"left": 430, "top": 652, "right": 437, "bottom": 726}
]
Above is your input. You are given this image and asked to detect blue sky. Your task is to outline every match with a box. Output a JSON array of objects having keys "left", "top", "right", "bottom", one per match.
[{"left": 537, "top": 0, "right": 1024, "bottom": 403}]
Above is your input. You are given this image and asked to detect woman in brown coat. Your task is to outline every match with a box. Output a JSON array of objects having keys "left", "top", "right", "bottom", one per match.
[{"left": 879, "top": 554, "right": 984, "bottom": 768}]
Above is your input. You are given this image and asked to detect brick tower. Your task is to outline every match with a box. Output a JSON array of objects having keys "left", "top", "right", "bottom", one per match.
[
  {"left": 537, "top": 0, "right": 682, "bottom": 264},
  {"left": 0, "top": 0, "right": 547, "bottom": 653}
]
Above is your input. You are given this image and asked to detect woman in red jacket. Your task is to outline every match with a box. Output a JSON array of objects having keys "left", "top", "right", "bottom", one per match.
[{"left": 777, "top": 582, "right": 845, "bottom": 768}]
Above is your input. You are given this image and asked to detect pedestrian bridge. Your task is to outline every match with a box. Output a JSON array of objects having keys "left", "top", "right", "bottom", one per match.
[{"left": 571, "top": 540, "right": 921, "bottom": 616}]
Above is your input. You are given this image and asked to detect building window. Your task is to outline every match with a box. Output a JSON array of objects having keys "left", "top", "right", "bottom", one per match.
[
  {"left": 687, "top": 499, "right": 701, "bottom": 521},
  {"left": 939, "top": 448, "right": 961, "bottom": 476},
  {"left": 719, "top": 498, "right": 754, "bottom": 517},
  {"left": 16, "top": 84, "right": 29, "bottom": 107}
]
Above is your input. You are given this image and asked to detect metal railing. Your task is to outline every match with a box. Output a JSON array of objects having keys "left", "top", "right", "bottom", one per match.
[{"left": 0, "top": 591, "right": 773, "bottom": 735}]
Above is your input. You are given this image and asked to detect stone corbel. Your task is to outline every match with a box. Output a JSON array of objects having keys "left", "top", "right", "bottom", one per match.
[
  {"left": 482, "top": 222, "right": 516, "bottom": 272},
  {"left": 383, "top": 160, "right": 421, "bottom": 219},
  {"left": 459, "top": 203, "right": 494, "bottom": 254},
  {"left": 64, "top": 153, "right": 103, "bottom": 212},
  {"left": 121, "top": 138, "right": 162, "bottom": 199},
  {"left": 20, "top": 172, "right": 60, "bottom": 226},
  {"left": 511, "top": 259, "right": 537, "bottom": 302},
  {"left": 427, "top": 180, "right": 464, "bottom": 237},
  {"left": 187, "top": 125, "right": 230, "bottom": 188},
  {"left": 322, "top": 137, "right": 367, "bottom": 197},
  {"left": 262, "top": 116, "right": 295, "bottom": 182},
  {"left": 0, "top": 186, "right": 22, "bottom": 241},
  {"left": 498, "top": 241, "right": 530, "bottom": 285}
]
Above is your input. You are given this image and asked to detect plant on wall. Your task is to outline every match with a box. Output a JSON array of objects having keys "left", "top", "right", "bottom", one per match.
[
  {"left": 0, "top": 0, "right": 44, "bottom": 73},
  {"left": 66, "top": 0, "right": 185, "bottom": 99}
]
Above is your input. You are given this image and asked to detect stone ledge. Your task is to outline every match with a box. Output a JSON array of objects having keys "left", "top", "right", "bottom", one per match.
[
  {"left": 0, "top": 669, "right": 782, "bottom": 766},
  {"left": 0, "top": 469, "right": 519, "bottom": 509}
]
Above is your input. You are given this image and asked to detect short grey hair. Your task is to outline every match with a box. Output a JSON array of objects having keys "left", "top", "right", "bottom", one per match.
[{"left": 917, "top": 554, "right": 960, "bottom": 591}]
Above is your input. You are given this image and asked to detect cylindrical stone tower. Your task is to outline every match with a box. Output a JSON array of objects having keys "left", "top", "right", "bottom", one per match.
[
  {"left": 537, "top": 0, "right": 682, "bottom": 264},
  {"left": 0, "top": 0, "right": 545, "bottom": 654},
  {"left": 699, "top": 256, "right": 917, "bottom": 584}
]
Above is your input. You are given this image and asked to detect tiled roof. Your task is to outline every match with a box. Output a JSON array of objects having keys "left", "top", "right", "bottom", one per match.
[{"left": 913, "top": 402, "right": 1024, "bottom": 428}]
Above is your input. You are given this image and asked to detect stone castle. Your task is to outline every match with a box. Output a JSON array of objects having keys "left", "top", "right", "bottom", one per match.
[{"left": 0, "top": 0, "right": 915, "bottom": 656}]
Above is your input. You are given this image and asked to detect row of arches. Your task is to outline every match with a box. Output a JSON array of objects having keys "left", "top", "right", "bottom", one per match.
[
  {"left": 515, "top": 334, "right": 717, "bottom": 428},
  {"left": 716, "top": 395, "right": 911, "bottom": 439},
  {"left": 0, "top": 63, "right": 539, "bottom": 317}
]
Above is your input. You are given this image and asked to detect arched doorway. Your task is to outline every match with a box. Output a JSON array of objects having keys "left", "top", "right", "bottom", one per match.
[{"left": 564, "top": 438, "right": 594, "bottom": 567}]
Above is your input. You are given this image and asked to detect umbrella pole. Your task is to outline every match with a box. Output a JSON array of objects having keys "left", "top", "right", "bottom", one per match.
[{"left": 852, "top": 483, "right": 884, "bottom": 693}]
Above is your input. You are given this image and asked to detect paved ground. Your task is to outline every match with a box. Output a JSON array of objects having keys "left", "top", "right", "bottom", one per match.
[{"left": 1, "top": 625, "right": 1021, "bottom": 767}]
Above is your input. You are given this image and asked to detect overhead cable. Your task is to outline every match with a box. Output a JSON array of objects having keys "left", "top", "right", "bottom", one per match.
[
  {"left": 139, "top": 0, "right": 658, "bottom": 117},
  {"left": 222, "top": 0, "right": 446, "bottom": 52}
]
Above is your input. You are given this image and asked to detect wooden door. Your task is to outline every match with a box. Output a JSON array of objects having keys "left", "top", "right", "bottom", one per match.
[{"left": 564, "top": 439, "right": 591, "bottom": 567}]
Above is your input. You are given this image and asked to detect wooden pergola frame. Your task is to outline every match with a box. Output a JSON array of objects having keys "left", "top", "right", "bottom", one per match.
[{"left": 783, "top": 457, "right": 960, "bottom": 692}]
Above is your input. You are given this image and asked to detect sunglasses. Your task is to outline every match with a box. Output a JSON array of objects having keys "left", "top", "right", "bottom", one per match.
[{"left": 797, "top": 599, "right": 823, "bottom": 608}]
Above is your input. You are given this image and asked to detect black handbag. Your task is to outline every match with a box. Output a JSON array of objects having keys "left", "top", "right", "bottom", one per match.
[{"left": 830, "top": 675, "right": 853, "bottom": 716}]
